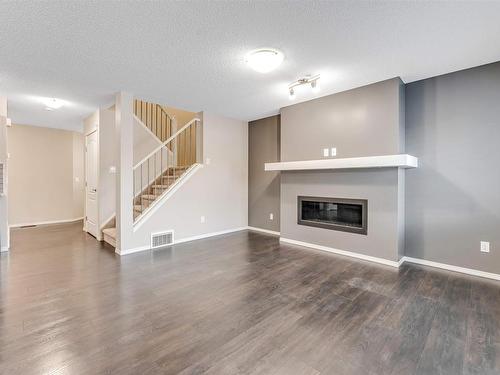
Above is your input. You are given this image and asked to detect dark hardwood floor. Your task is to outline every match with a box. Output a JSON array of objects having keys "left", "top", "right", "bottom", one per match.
[{"left": 1, "top": 222, "right": 499, "bottom": 374}]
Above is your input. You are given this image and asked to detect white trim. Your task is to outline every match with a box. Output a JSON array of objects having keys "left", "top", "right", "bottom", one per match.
[
  {"left": 133, "top": 164, "right": 203, "bottom": 231},
  {"left": 175, "top": 227, "right": 248, "bottom": 244},
  {"left": 9, "top": 217, "right": 84, "bottom": 228},
  {"left": 401, "top": 256, "right": 500, "bottom": 281},
  {"left": 265, "top": 154, "right": 418, "bottom": 172},
  {"left": 279, "top": 237, "right": 401, "bottom": 268},
  {"left": 247, "top": 226, "right": 280, "bottom": 236},
  {"left": 116, "top": 227, "right": 247, "bottom": 256},
  {"left": 115, "top": 245, "right": 151, "bottom": 256},
  {"left": 0, "top": 246, "right": 8, "bottom": 252}
]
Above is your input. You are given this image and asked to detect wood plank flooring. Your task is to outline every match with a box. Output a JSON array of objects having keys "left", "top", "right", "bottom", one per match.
[{"left": 1, "top": 222, "right": 499, "bottom": 374}]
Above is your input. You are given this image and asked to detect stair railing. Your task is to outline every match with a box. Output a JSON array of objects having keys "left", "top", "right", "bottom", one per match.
[
  {"left": 134, "top": 99, "right": 175, "bottom": 142},
  {"left": 133, "top": 117, "right": 202, "bottom": 221}
]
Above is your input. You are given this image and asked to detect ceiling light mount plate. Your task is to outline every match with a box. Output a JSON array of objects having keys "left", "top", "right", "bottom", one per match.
[
  {"left": 245, "top": 48, "right": 284, "bottom": 73},
  {"left": 41, "top": 97, "right": 65, "bottom": 110}
]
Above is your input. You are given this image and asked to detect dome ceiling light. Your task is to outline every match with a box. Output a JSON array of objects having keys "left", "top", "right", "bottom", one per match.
[{"left": 245, "top": 48, "right": 284, "bottom": 73}]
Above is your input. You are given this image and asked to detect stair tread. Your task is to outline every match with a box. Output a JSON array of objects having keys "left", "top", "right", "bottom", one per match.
[
  {"left": 152, "top": 185, "right": 170, "bottom": 188},
  {"left": 141, "top": 194, "right": 157, "bottom": 199},
  {"left": 102, "top": 227, "right": 116, "bottom": 239}
]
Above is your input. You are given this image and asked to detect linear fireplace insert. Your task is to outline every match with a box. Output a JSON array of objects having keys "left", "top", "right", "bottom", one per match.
[{"left": 297, "top": 196, "right": 367, "bottom": 235}]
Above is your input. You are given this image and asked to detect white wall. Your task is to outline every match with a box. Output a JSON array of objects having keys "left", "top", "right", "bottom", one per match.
[
  {"left": 133, "top": 116, "right": 162, "bottom": 166},
  {"left": 7, "top": 124, "right": 84, "bottom": 226},
  {"left": 98, "top": 109, "right": 116, "bottom": 225},
  {"left": 129, "top": 112, "right": 248, "bottom": 249},
  {"left": 83, "top": 108, "right": 117, "bottom": 229}
]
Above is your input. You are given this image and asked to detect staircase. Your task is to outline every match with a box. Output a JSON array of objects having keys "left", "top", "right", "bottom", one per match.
[
  {"left": 133, "top": 165, "right": 190, "bottom": 220},
  {"left": 102, "top": 99, "right": 202, "bottom": 249}
]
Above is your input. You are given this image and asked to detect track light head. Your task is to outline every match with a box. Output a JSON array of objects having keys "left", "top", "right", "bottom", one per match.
[
  {"left": 311, "top": 79, "right": 320, "bottom": 93},
  {"left": 288, "top": 74, "right": 320, "bottom": 98}
]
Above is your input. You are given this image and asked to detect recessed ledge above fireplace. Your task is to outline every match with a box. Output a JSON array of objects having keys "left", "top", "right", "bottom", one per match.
[{"left": 265, "top": 154, "right": 418, "bottom": 172}]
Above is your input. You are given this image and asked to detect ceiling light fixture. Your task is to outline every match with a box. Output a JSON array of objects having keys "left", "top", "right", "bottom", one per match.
[
  {"left": 42, "top": 98, "right": 65, "bottom": 110},
  {"left": 245, "top": 48, "right": 284, "bottom": 73},
  {"left": 288, "top": 74, "right": 321, "bottom": 99}
]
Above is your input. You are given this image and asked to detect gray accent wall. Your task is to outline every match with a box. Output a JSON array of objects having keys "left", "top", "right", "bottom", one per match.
[
  {"left": 248, "top": 115, "right": 280, "bottom": 232},
  {"left": 281, "top": 169, "right": 401, "bottom": 262},
  {"left": 278, "top": 78, "right": 405, "bottom": 263},
  {"left": 405, "top": 62, "right": 500, "bottom": 274},
  {"left": 281, "top": 78, "right": 404, "bottom": 161}
]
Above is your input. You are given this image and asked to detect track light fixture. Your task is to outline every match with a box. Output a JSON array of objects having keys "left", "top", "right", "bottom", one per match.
[{"left": 288, "top": 74, "right": 320, "bottom": 99}]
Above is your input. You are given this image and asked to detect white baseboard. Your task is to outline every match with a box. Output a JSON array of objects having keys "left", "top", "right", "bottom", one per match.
[
  {"left": 401, "top": 256, "right": 500, "bottom": 281},
  {"left": 279, "top": 237, "right": 401, "bottom": 268},
  {"left": 278, "top": 237, "right": 500, "bottom": 280},
  {"left": 175, "top": 227, "right": 248, "bottom": 244},
  {"left": 247, "top": 226, "right": 280, "bottom": 236},
  {"left": 10, "top": 217, "right": 84, "bottom": 228},
  {"left": 116, "top": 227, "right": 247, "bottom": 256},
  {"left": 115, "top": 245, "right": 151, "bottom": 256}
]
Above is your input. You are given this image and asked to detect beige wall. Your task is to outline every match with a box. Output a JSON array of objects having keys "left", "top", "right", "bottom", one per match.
[
  {"left": 8, "top": 124, "right": 84, "bottom": 226},
  {"left": 72, "top": 132, "right": 85, "bottom": 218},
  {"left": 0, "top": 97, "right": 9, "bottom": 250}
]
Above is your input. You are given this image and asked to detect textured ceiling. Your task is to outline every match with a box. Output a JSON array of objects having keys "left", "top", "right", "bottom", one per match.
[{"left": 1, "top": 1, "right": 500, "bottom": 132}]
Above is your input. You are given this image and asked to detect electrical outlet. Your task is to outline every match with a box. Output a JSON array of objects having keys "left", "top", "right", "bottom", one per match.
[
  {"left": 205, "top": 157, "right": 211, "bottom": 165},
  {"left": 323, "top": 148, "right": 329, "bottom": 157},
  {"left": 109, "top": 166, "right": 116, "bottom": 174},
  {"left": 269, "top": 213, "right": 274, "bottom": 221},
  {"left": 331, "top": 147, "right": 337, "bottom": 156},
  {"left": 200, "top": 216, "right": 206, "bottom": 224},
  {"left": 480, "top": 241, "right": 490, "bottom": 253}
]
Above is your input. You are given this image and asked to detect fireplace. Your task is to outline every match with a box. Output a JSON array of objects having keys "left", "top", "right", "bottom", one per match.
[{"left": 297, "top": 196, "right": 367, "bottom": 235}]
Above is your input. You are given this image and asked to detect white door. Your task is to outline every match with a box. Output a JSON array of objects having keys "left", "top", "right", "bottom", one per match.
[{"left": 85, "top": 131, "right": 98, "bottom": 238}]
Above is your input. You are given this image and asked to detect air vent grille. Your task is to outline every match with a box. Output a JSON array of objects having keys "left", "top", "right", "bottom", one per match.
[{"left": 151, "top": 230, "right": 174, "bottom": 249}]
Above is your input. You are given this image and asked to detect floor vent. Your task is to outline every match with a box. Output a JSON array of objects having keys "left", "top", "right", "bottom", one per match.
[{"left": 151, "top": 230, "right": 174, "bottom": 249}]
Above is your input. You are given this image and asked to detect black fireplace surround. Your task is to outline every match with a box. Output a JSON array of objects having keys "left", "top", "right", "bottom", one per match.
[{"left": 297, "top": 196, "right": 368, "bottom": 235}]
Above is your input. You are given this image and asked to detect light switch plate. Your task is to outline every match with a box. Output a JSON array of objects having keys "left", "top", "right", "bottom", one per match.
[
  {"left": 269, "top": 213, "right": 274, "bottom": 220},
  {"left": 200, "top": 216, "right": 206, "bottom": 223},
  {"left": 331, "top": 147, "right": 337, "bottom": 156},
  {"left": 323, "top": 148, "right": 329, "bottom": 157},
  {"left": 481, "top": 241, "right": 490, "bottom": 253}
]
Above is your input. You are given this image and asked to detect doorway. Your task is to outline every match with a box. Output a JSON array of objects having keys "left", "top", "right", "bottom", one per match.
[{"left": 85, "top": 130, "right": 98, "bottom": 238}]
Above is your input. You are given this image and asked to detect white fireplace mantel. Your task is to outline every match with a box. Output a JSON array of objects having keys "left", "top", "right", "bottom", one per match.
[{"left": 265, "top": 154, "right": 418, "bottom": 172}]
